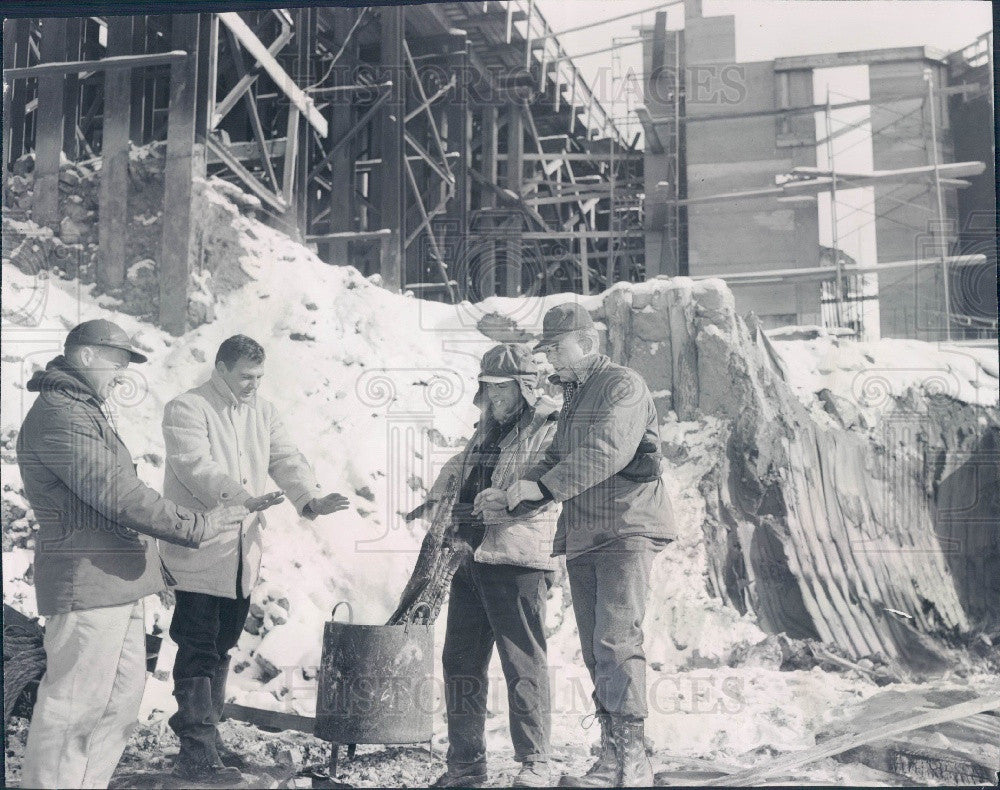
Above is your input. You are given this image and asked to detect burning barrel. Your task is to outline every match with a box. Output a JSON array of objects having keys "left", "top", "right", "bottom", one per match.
[{"left": 315, "top": 602, "right": 435, "bottom": 748}]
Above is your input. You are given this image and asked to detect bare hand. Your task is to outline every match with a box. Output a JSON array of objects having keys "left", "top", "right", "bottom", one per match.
[
  {"left": 308, "top": 492, "right": 351, "bottom": 516},
  {"left": 245, "top": 491, "right": 286, "bottom": 513},
  {"left": 506, "top": 480, "right": 543, "bottom": 511},
  {"left": 203, "top": 503, "right": 249, "bottom": 538},
  {"left": 473, "top": 487, "right": 507, "bottom": 515}
]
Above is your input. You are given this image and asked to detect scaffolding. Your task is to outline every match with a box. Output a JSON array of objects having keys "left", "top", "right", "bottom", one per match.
[{"left": 2, "top": 3, "right": 648, "bottom": 335}]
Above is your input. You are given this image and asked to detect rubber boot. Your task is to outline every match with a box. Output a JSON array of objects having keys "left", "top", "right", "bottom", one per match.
[
  {"left": 558, "top": 714, "right": 616, "bottom": 787},
  {"left": 169, "top": 676, "right": 243, "bottom": 785},
  {"left": 611, "top": 716, "right": 654, "bottom": 788},
  {"left": 211, "top": 656, "right": 246, "bottom": 771}
]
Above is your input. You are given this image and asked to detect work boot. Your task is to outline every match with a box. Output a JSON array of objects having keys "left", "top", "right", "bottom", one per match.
[
  {"left": 511, "top": 760, "right": 551, "bottom": 787},
  {"left": 169, "top": 676, "right": 243, "bottom": 785},
  {"left": 430, "top": 764, "right": 488, "bottom": 787},
  {"left": 611, "top": 716, "right": 654, "bottom": 788},
  {"left": 211, "top": 656, "right": 246, "bottom": 771},
  {"left": 558, "top": 714, "right": 616, "bottom": 787}
]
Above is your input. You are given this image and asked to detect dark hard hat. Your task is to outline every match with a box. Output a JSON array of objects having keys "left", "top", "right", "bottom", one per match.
[
  {"left": 533, "top": 302, "right": 594, "bottom": 351},
  {"left": 64, "top": 319, "right": 148, "bottom": 363}
]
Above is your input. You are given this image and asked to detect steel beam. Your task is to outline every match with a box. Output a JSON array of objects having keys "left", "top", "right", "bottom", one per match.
[
  {"left": 33, "top": 18, "right": 68, "bottom": 232},
  {"left": 378, "top": 6, "right": 405, "bottom": 292}
]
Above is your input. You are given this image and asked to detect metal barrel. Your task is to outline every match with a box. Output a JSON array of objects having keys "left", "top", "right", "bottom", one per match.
[{"left": 314, "top": 602, "right": 435, "bottom": 744}]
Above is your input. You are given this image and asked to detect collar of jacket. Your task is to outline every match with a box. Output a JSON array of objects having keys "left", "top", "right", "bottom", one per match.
[
  {"left": 209, "top": 368, "right": 253, "bottom": 409},
  {"left": 547, "top": 354, "right": 610, "bottom": 387},
  {"left": 25, "top": 355, "right": 102, "bottom": 405}
]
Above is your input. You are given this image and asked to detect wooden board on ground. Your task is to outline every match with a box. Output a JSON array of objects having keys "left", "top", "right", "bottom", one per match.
[
  {"left": 109, "top": 765, "right": 298, "bottom": 789},
  {"left": 704, "top": 692, "right": 1000, "bottom": 786}
]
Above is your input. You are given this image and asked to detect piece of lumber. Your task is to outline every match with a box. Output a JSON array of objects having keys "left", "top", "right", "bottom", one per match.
[
  {"left": 4, "top": 51, "right": 186, "bottom": 80},
  {"left": 223, "top": 702, "right": 314, "bottom": 734},
  {"left": 217, "top": 12, "right": 327, "bottom": 137},
  {"left": 836, "top": 739, "right": 999, "bottom": 785},
  {"left": 705, "top": 694, "right": 1000, "bottom": 786}
]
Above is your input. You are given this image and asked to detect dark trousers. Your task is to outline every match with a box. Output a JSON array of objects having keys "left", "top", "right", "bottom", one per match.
[
  {"left": 442, "top": 557, "right": 554, "bottom": 769},
  {"left": 566, "top": 548, "right": 655, "bottom": 719},
  {"left": 169, "top": 559, "right": 250, "bottom": 681}
]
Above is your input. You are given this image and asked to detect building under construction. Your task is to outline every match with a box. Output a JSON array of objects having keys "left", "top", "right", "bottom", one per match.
[
  {"left": 3, "top": 3, "right": 644, "bottom": 335},
  {"left": 640, "top": 0, "right": 996, "bottom": 341}
]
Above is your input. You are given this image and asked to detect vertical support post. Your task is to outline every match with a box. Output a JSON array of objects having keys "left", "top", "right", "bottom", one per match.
[
  {"left": 97, "top": 16, "right": 135, "bottom": 291},
  {"left": 6, "top": 20, "right": 32, "bottom": 167},
  {"left": 479, "top": 102, "right": 498, "bottom": 298},
  {"left": 159, "top": 13, "right": 201, "bottom": 336},
  {"left": 378, "top": 5, "right": 404, "bottom": 292},
  {"left": 129, "top": 16, "right": 147, "bottom": 143},
  {"left": 824, "top": 88, "right": 843, "bottom": 328},
  {"left": 194, "top": 13, "right": 218, "bottom": 148},
  {"left": 447, "top": 34, "right": 471, "bottom": 286},
  {"left": 925, "top": 69, "right": 951, "bottom": 341},
  {"left": 324, "top": 8, "right": 358, "bottom": 265},
  {"left": 579, "top": 231, "right": 590, "bottom": 295},
  {"left": 34, "top": 18, "right": 69, "bottom": 232},
  {"left": 294, "top": 7, "right": 315, "bottom": 235},
  {"left": 62, "top": 17, "right": 82, "bottom": 160},
  {"left": 504, "top": 102, "right": 523, "bottom": 296}
]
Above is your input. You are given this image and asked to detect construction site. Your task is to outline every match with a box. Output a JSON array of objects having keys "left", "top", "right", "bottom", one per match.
[{"left": 2, "top": 2, "right": 999, "bottom": 788}]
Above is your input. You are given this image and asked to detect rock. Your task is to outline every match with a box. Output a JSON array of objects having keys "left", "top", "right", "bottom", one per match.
[
  {"left": 818, "top": 388, "right": 864, "bottom": 429},
  {"left": 7, "top": 174, "right": 32, "bottom": 194},
  {"left": 58, "top": 167, "right": 81, "bottom": 188},
  {"left": 11, "top": 152, "right": 35, "bottom": 176},
  {"left": 59, "top": 216, "right": 86, "bottom": 244}
]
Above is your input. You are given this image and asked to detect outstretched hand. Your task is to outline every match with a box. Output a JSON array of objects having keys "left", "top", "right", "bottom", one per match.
[
  {"left": 245, "top": 491, "right": 285, "bottom": 513},
  {"left": 308, "top": 492, "right": 351, "bottom": 516},
  {"left": 505, "top": 480, "right": 544, "bottom": 511}
]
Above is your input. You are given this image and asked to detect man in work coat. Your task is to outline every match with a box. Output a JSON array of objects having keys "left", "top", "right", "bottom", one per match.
[
  {"left": 16, "top": 319, "right": 246, "bottom": 789},
  {"left": 159, "top": 334, "right": 349, "bottom": 783},
  {"left": 505, "top": 303, "right": 676, "bottom": 787},
  {"left": 425, "top": 344, "right": 559, "bottom": 789}
]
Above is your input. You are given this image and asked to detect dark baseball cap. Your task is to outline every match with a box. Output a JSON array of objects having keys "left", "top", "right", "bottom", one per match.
[
  {"left": 64, "top": 319, "right": 148, "bottom": 363},
  {"left": 533, "top": 303, "right": 594, "bottom": 351}
]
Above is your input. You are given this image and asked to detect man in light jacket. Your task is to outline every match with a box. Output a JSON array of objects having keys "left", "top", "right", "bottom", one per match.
[
  {"left": 16, "top": 319, "right": 246, "bottom": 790},
  {"left": 426, "top": 344, "right": 559, "bottom": 789},
  {"left": 505, "top": 303, "right": 676, "bottom": 788},
  {"left": 159, "top": 334, "right": 349, "bottom": 783}
]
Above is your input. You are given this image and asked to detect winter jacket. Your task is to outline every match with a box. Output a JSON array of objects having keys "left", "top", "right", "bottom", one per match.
[
  {"left": 16, "top": 357, "right": 208, "bottom": 616},
  {"left": 524, "top": 354, "right": 676, "bottom": 559},
  {"left": 159, "top": 370, "right": 322, "bottom": 598},
  {"left": 427, "top": 400, "right": 560, "bottom": 571}
]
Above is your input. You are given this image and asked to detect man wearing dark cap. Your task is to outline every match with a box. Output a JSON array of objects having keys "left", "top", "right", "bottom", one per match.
[
  {"left": 423, "top": 344, "right": 559, "bottom": 788},
  {"left": 505, "top": 303, "right": 676, "bottom": 787},
  {"left": 16, "top": 319, "right": 248, "bottom": 789}
]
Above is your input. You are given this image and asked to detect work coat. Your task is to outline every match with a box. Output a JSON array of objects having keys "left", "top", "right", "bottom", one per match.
[
  {"left": 17, "top": 357, "right": 207, "bottom": 616},
  {"left": 427, "top": 401, "right": 560, "bottom": 571},
  {"left": 159, "top": 370, "right": 321, "bottom": 598},
  {"left": 524, "top": 354, "right": 676, "bottom": 559}
]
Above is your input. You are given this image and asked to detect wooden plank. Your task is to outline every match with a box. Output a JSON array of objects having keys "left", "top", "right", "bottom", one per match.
[
  {"left": 223, "top": 702, "right": 314, "bottom": 734},
  {"left": 378, "top": 5, "right": 404, "bottom": 292},
  {"left": 62, "top": 18, "right": 83, "bottom": 159},
  {"left": 306, "top": 229, "right": 390, "bottom": 242},
  {"left": 33, "top": 18, "right": 69, "bottom": 232},
  {"left": 5, "top": 20, "right": 32, "bottom": 165},
  {"left": 97, "top": 16, "right": 134, "bottom": 290},
  {"left": 159, "top": 15, "right": 201, "bottom": 336},
  {"left": 217, "top": 12, "right": 327, "bottom": 137},
  {"left": 4, "top": 50, "right": 186, "bottom": 80},
  {"left": 579, "top": 231, "right": 590, "bottom": 295},
  {"left": 504, "top": 103, "right": 523, "bottom": 297},
  {"left": 322, "top": 7, "right": 358, "bottom": 265},
  {"left": 706, "top": 695, "right": 1000, "bottom": 787}
]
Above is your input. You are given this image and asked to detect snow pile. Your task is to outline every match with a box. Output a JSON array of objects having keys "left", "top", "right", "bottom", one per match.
[{"left": 768, "top": 326, "right": 999, "bottom": 425}]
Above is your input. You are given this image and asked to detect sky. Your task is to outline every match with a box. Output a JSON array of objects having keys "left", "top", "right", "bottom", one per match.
[{"left": 534, "top": 0, "right": 993, "bottom": 142}]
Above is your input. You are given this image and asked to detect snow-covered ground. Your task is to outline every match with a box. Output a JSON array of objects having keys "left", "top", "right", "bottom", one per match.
[{"left": 4, "top": 179, "right": 998, "bottom": 785}]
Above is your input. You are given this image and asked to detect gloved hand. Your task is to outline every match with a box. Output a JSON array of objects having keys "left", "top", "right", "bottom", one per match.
[{"left": 506, "top": 480, "right": 544, "bottom": 511}]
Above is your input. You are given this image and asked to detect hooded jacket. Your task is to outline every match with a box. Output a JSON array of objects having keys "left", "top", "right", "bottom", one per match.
[
  {"left": 426, "top": 399, "right": 560, "bottom": 571},
  {"left": 16, "top": 356, "right": 207, "bottom": 616}
]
